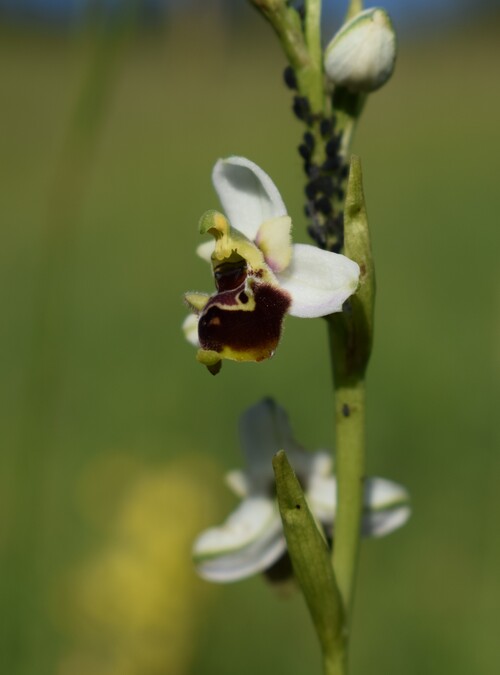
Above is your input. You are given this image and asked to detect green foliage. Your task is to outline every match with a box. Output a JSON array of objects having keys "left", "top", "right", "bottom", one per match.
[{"left": 1, "top": 14, "right": 499, "bottom": 675}]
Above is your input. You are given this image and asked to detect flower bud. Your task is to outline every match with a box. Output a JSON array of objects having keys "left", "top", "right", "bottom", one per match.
[{"left": 324, "top": 8, "right": 396, "bottom": 93}]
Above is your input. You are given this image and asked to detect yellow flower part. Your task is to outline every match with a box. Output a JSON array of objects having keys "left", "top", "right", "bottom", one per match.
[{"left": 57, "top": 457, "right": 218, "bottom": 675}]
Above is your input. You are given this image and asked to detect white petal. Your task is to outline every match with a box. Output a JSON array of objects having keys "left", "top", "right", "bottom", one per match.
[
  {"left": 364, "top": 477, "right": 410, "bottom": 509},
  {"left": 288, "top": 448, "right": 333, "bottom": 495},
  {"left": 307, "top": 474, "right": 410, "bottom": 538},
  {"left": 212, "top": 157, "right": 287, "bottom": 241},
  {"left": 196, "top": 240, "right": 215, "bottom": 263},
  {"left": 193, "top": 496, "right": 285, "bottom": 583},
  {"left": 307, "top": 474, "right": 337, "bottom": 523},
  {"left": 238, "top": 398, "right": 307, "bottom": 492},
  {"left": 225, "top": 470, "right": 250, "bottom": 498},
  {"left": 362, "top": 477, "right": 411, "bottom": 538},
  {"left": 182, "top": 313, "right": 199, "bottom": 347},
  {"left": 276, "top": 244, "right": 360, "bottom": 318},
  {"left": 362, "top": 505, "right": 411, "bottom": 538}
]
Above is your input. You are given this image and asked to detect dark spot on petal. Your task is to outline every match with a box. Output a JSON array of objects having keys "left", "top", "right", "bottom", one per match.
[
  {"left": 295, "top": 504, "right": 301, "bottom": 510},
  {"left": 342, "top": 403, "right": 350, "bottom": 417},
  {"left": 239, "top": 291, "right": 248, "bottom": 304}
]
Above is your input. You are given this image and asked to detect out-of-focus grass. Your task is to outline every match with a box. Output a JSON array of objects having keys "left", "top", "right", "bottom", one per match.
[{"left": 1, "top": 9, "right": 499, "bottom": 675}]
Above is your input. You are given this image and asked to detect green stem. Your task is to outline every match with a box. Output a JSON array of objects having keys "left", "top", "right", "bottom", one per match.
[
  {"left": 249, "top": 1, "right": 310, "bottom": 70},
  {"left": 250, "top": 3, "right": 373, "bottom": 671},
  {"left": 330, "top": 375, "right": 366, "bottom": 618},
  {"left": 329, "top": 155, "right": 374, "bottom": 638},
  {"left": 345, "top": 0, "right": 363, "bottom": 21},
  {"left": 323, "top": 650, "right": 348, "bottom": 675},
  {"left": 302, "top": 0, "right": 324, "bottom": 113}
]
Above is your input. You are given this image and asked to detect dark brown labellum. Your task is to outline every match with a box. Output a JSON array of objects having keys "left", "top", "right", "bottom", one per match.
[{"left": 198, "top": 280, "right": 291, "bottom": 362}]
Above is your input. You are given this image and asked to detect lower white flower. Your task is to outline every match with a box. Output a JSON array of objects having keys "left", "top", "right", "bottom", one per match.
[{"left": 193, "top": 398, "right": 411, "bottom": 583}]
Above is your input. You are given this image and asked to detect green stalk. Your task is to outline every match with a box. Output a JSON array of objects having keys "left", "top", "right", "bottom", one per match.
[
  {"left": 330, "top": 156, "right": 375, "bottom": 622},
  {"left": 302, "top": 0, "right": 324, "bottom": 113},
  {"left": 249, "top": 0, "right": 325, "bottom": 115},
  {"left": 250, "top": 3, "right": 375, "bottom": 671},
  {"left": 329, "top": 377, "right": 366, "bottom": 617},
  {"left": 345, "top": 0, "right": 363, "bottom": 21}
]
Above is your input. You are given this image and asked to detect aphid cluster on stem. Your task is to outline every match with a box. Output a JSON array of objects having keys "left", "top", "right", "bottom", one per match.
[{"left": 282, "top": 65, "right": 349, "bottom": 253}]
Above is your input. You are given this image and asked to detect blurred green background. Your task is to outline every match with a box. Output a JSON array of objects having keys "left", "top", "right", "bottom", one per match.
[{"left": 1, "top": 3, "right": 500, "bottom": 675}]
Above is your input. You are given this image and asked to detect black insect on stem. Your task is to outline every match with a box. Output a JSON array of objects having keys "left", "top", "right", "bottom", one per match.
[
  {"left": 283, "top": 65, "right": 297, "bottom": 91},
  {"left": 320, "top": 117, "right": 334, "bottom": 138},
  {"left": 292, "top": 96, "right": 314, "bottom": 126},
  {"left": 303, "top": 131, "right": 315, "bottom": 152},
  {"left": 298, "top": 144, "right": 311, "bottom": 161},
  {"left": 314, "top": 196, "right": 332, "bottom": 216},
  {"left": 281, "top": 68, "right": 348, "bottom": 253},
  {"left": 326, "top": 136, "right": 341, "bottom": 158}
]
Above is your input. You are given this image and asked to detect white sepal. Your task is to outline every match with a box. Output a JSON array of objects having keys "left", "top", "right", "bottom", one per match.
[
  {"left": 212, "top": 156, "right": 287, "bottom": 241},
  {"left": 276, "top": 244, "right": 360, "bottom": 318},
  {"left": 193, "top": 496, "right": 285, "bottom": 583},
  {"left": 182, "top": 313, "right": 199, "bottom": 347}
]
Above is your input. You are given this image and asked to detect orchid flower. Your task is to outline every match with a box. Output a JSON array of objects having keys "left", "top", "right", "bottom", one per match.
[
  {"left": 193, "top": 399, "right": 411, "bottom": 583},
  {"left": 183, "top": 157, "right": 360, "bottom": 373}
]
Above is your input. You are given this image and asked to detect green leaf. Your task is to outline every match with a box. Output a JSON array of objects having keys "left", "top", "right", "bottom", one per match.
[{"left": 272, "top": 450, "right": 346, "bottom": 671}]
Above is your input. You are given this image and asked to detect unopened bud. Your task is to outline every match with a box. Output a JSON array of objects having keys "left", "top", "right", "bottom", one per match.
[{"left": 324, "top": 8, "right": 396, "bottom": 93}]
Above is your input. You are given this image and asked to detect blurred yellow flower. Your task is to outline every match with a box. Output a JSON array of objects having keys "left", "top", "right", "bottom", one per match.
[{"left": 57, "top": 456, "right": 218, "bottom": 675}]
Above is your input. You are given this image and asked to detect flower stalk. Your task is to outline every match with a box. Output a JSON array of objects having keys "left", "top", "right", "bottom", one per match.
[
  {"left": 251, "top": 0, "right": 375, "bottom": 637},
  {"left": 249, "top": 0, "right": 324, "bottom": 113},
  {"left": 329, "top": 155, "right": 374, "bottom": 623}
]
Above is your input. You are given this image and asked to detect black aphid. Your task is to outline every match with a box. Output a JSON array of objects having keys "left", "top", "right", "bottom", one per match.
[{"left": 283, "top": 66, "right": 297, "bottom": 90}]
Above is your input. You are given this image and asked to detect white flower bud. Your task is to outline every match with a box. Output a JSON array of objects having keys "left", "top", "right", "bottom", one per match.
[{"left": 324, "top": 8, "right": 397, "bottom": 93}]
